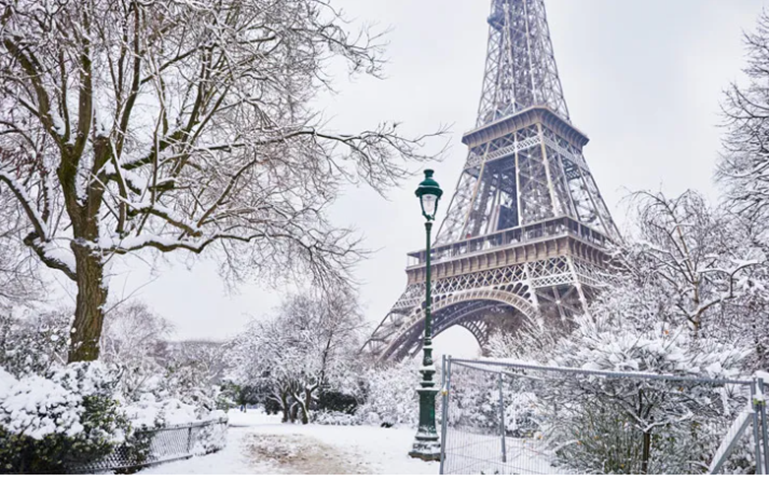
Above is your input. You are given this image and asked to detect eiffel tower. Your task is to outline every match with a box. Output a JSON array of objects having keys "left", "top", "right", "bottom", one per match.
[{"left": 363, "top": 0, "right": 620, "bottom": 361}]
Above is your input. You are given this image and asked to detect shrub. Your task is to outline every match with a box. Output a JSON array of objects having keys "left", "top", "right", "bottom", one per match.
[
  {"left": 192, "top": 411, "right": 229, "bottom": 455},
  {"left": 316, "top": 387, "right": 360, "bottom": 415},
  {"left": 313, "top": 410, "right": 360, "bottom": 426},
  {"left": 0, "top": 311, "right": 69, "bottom": 378},
  {"left": 0, "top": 363, "right": 145, "bottom": 474}
]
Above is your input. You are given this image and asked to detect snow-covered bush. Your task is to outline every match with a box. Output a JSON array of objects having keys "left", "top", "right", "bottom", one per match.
[
  {"left": 310, "top": 381, "right": 365, "bottom": 426},
  {"left": 122, "top": 394, "right": 200, "bottom": 430},
  {"left": 191, "top": 411, "right": 229, "bottom": 455},
  {"left": 0, "top": 310, "right": 69, "bottom": 377},
  {"left": 542, "top": 314, "right": 751, "bottom": 474},
  {"left": 316, "top": 384, "right": 362, "bottom": 415},
  {"left": 355, "top": 360, "right": 424, "bottom": 427},
  {"left": 0, "top": 363, "right": 139, "bottom": 474},
  {"left": 218, "top": 382, "right": 262, "bottom": 411},
  {"left": 312, "top": 410, "right": 361, "bottom": 426}
]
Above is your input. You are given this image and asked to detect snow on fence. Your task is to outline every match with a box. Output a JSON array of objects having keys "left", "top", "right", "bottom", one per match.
[
  {"left": 438, "top": 357, "right": 768, "bottom": 475},
  {"left": 67, "top": 417, "right": 228, "bottom": 473}
]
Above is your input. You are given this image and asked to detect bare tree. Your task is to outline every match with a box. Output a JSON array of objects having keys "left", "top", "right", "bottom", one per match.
[
  {"left": 0, "top": 0, "right": 443, "bottom": 362},
  {"left": 628, "top": 190, "right": 758, "bottom": 336},
  {"left": 717, "top": 9, "right": 769, "bottom": 371},
  {"left": 100, "top": 300, "right": 173, "bottom": 399},
  {"left": 719, "top": 11, "right": 769, "bottom": 230}
]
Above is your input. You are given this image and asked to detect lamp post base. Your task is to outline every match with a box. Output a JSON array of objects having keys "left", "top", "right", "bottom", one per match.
[
  {"left": 409, "top": 386, "right": 441, "bottom": 462},
  {"left": 409, "top": 430, "right": 441, "bottom": 462},
  {"left": 409, "top": 449, "right": 441, "bottom": 462}
]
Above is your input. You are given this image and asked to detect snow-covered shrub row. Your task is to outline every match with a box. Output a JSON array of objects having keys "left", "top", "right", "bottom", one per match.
[
  {"left": 0, "top": 362, "right": 229, "bottom": 473},
  {"left": 0, "top": 362, "right": 141, "bottom": 474},
  {"left": 123, "top": 394, "right": 203, "bottom": 430},
  {"left": 0, "top": 306, "right": 229, "bottom": 473}
]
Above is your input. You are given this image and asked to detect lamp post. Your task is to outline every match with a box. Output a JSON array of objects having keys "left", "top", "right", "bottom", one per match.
[{"left": 409, "top": 169, "right": 443, "bottom": 461}]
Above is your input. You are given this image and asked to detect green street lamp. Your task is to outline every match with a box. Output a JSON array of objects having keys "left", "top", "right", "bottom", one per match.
[{"left": 409, "top": 169, "right": 443, "bottom": 461}]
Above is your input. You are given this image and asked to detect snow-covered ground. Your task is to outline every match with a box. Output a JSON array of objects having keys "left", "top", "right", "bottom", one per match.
[{"left": 140, "top": 410, "right": 439, "bottom": 475}]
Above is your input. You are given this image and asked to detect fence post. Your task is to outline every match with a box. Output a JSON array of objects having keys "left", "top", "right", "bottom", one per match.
[
  {"left": 498, "top": 371, "right": 507, "bottom": 464},
  {"left": 758, "top": 377, "right": 769, "bottom": 476},
  {"left": 187, "top": 426, "right": 193, "bottom": 454},
  {"left": 439, "top": 355, "right": 451, "bottom": 475},
  {"left": 752, "top": 382, "right": 764, "bottom": 475}
]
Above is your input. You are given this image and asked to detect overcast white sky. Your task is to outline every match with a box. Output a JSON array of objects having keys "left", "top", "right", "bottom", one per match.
[{"left": 49, "top": 0, "right": 767, "bottom": 357}]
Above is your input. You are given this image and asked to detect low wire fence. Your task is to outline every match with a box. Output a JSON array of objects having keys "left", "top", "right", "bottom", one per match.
[
  {"left": 439, "top": 357, "right": 769, "bottom": 475},
  {"left": 68, "top": 417, "right": 228, "bottom": 473}
]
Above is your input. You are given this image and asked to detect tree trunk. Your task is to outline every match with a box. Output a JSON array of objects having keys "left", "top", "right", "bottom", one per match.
[
  {"left": 641, "top": 430, "right": 651, "bottom": 474},
  {"left": 753, "top": 315, "right": 767, "bottom": 370},
  {"left": 299, "top": 386, "right": 316, "bottom": 425},
  {"left": 280, "top": 390, "right": 290, "bottom": 423},
  {"left": 68, "top": 244, "right": 108, "bottom": 362},
  {"left": 298, "top": 403, "right": 309, "bottom": 425}
]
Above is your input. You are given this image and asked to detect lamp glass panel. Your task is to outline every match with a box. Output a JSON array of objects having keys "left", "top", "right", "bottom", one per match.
[{"left": 421, "top": 194, "right": 438, "bottom": 217}]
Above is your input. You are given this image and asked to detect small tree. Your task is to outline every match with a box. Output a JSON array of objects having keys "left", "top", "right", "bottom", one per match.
[
  {"left": 162, "top": 340, "right": 226, "bottom": 412},
  {"left": 226, "top": 290, "right": 363, "bottom": 424},
  {"left": 100, "top": 301, "right": 172, "bottom": 400},
  {"left": 626, "top": 190, "right": 759, "bottom": 336},
  {"left": 0, "top": 0, "right": 443, "bottom": 362}
]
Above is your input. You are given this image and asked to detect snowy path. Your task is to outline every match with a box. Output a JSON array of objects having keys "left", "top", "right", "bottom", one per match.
[{"left": 139, "top": 411, "right": 439, "bottom": 475}]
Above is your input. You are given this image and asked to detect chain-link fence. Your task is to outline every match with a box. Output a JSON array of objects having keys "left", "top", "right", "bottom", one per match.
[
  {"left": 439, "top": 357, "right": 769, "bottom": 475},
  {"left": 68, "top": 417, "right": 228, "bottom": 473}
]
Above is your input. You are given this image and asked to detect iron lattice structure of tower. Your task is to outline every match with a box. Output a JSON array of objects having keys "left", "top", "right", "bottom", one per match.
[{"left": 363, "top": 0, "right": 620, "bottom": 361}]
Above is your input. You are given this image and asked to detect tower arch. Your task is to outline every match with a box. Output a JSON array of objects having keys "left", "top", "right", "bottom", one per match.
[{"left": 378, "top": 289, "right": 535, "bottom": 361}]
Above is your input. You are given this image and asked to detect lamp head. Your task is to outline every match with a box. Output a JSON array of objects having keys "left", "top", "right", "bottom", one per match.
[{"left": 415, "top": 169, "right": 443, "bottom": 221}]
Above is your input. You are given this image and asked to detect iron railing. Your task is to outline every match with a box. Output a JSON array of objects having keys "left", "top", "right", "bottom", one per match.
[
  {"left": 406, "top": 216, "right": 608, "bottom": 268},
  {"left": 68, "top": 417, "right": 228, "bottom": 473}
]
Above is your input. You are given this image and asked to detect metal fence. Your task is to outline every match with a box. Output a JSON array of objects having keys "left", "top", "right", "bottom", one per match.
[
  {"left": 68, "top": 417, "right": 228, "bottom": 473},
  {"left": 438, "top": 357, "right": 769, "bottom": 475}
]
